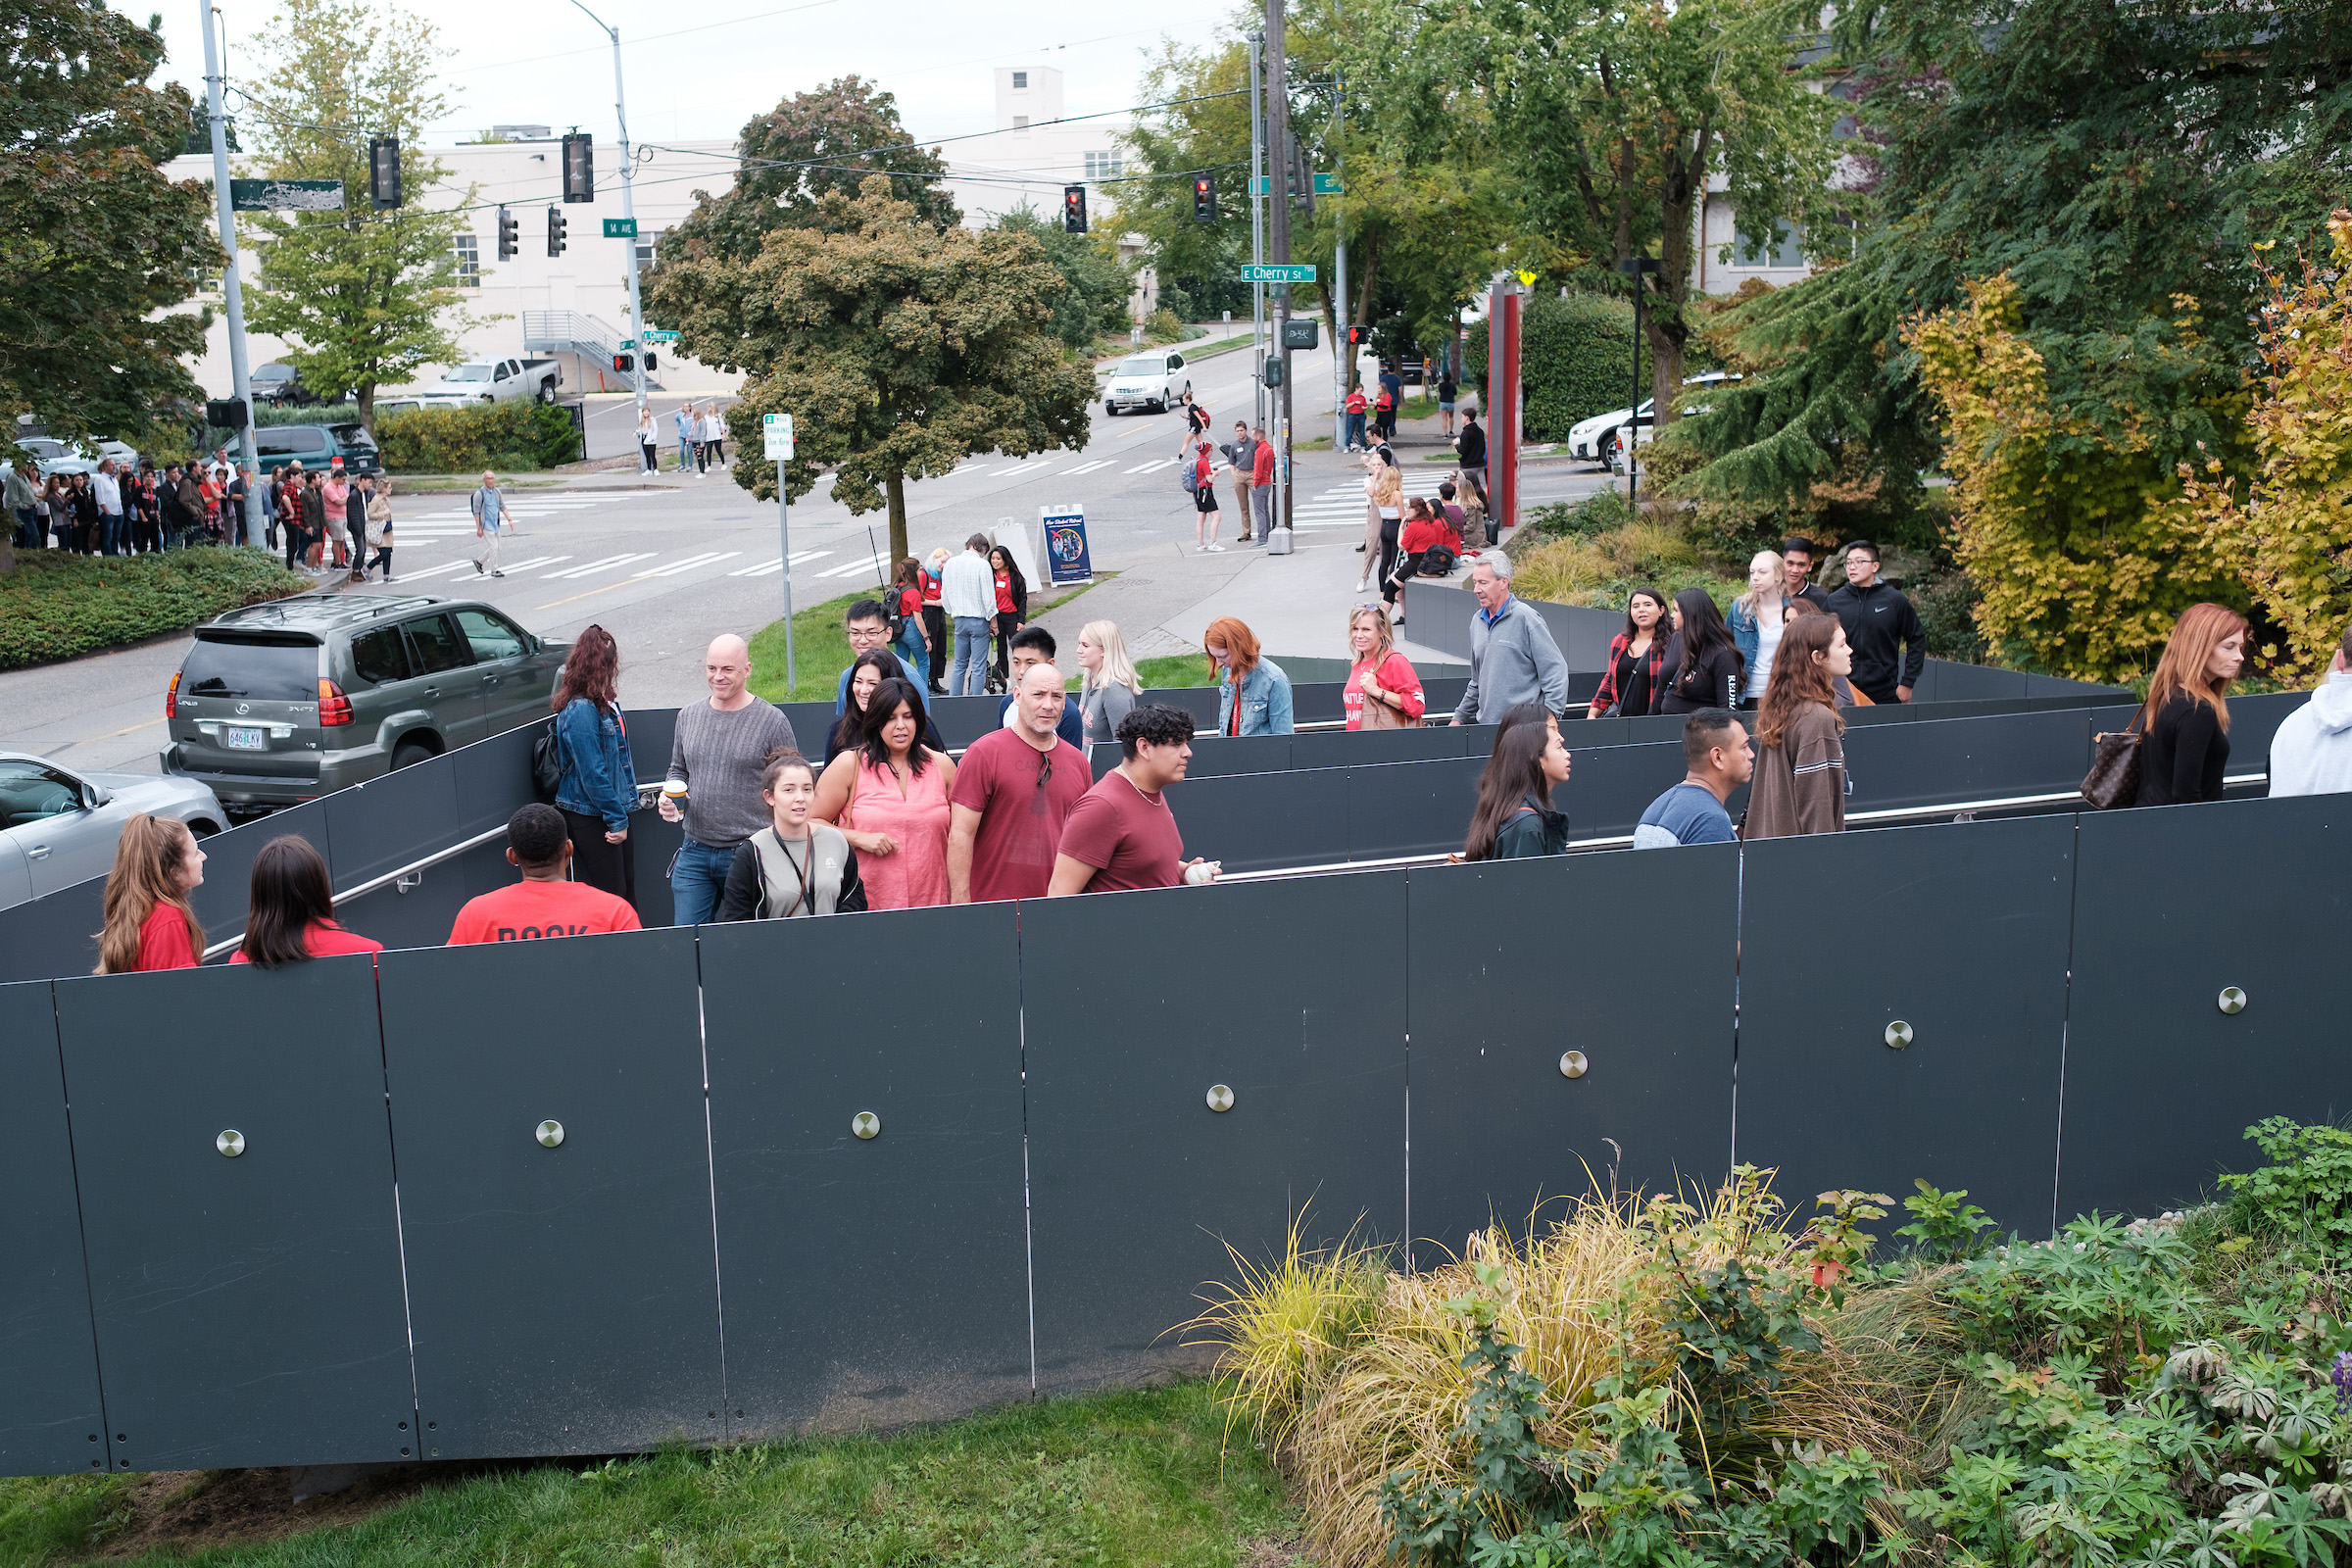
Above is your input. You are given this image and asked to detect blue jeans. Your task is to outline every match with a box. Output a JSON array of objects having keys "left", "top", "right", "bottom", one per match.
[
  {"left": 675, "top": 433, "right": 694, "bottom": 470},
  {"left": 894, "top": 622, "right": 931, "bottom": 689},
  {"left": 952, "top": 615, "right": 991, "bottom": 697},
  {"left": 1346, "top": 413, "right": 1366, "bottom": 449},
  {"left": 670, "top": 837, "right": 736, "bottom": 926},
  {"left": 11, "top": 508, "right": 34, "bottom": 549},
  {"left": 101, "top": 514, "right": 126, "bottom": 556}
]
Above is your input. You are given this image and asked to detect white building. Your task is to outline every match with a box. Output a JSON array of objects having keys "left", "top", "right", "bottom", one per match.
[{"left": 163, "top": 68, "right": 1154, "bottom": 403}]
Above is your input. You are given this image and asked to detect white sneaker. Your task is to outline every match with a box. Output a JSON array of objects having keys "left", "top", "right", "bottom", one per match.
[{"left": 1207, "top": 543, "right": 1226, "bottom": 552}]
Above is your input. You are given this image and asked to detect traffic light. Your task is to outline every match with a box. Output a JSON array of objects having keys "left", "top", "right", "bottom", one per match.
[
  {"left": 1062, "top": 184, "right": 1087, "bottom": 234},
  {"left": 497, "top": 205, "right": 517, "bottom": 261},
  {"left": 643, "top": 353, "right": 658, "bottom": 372},
  {"left": 1347, "top": 323, "right": 1372, "bottom": 346},
  {"left": 612, "top": 354, "right": 634, "bottom": 373},
  {"left": 1263, "top": 356, "right": 1283, "bottom": 387},
  {"left": 561, "top": 132, "right": 594, "bottom": 202},
  {"left": 205, "top": 398, "right": 248, "bottom": 430},
  {"left": 1192, "top": 173, "right": 1216, "bottom": 223},
  {"left": 368, "top": 137, "right": 402, "bottom": 209},
  {"left": 547, "top": 206, "right": 566, "bottom": 258}
]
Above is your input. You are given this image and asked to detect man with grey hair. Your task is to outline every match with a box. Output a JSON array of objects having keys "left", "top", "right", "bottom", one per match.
[
  {"left": 660, "top": 633, "right": 799, "bottom": 925},
  {"left": 1449, "top": 550, "right": 1569, "bottom": 725},
  {"left": 470, "top": 469, "right": 512, "bottom": 577}
]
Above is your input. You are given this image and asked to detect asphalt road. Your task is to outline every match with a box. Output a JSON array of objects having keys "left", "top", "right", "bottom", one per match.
[{"left": 0, "top": 340, "right": 1608, "bottom": 777}]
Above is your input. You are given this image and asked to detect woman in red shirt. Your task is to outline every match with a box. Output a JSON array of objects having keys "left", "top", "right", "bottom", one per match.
[
  {"left": 986, "top": 545, "right": 1027, "bottom": 690},
  {"left": 231, "top": 836, "right": 382, "bottom": 965},
  {"left": 1344, "top": 606, "right": 1426, "bottom": 730},
  {"left": 1386, "top": 497, "right": 1459, "bottom": 615},
  {"left": 96, "top": 813, "right": 208, "bottom": 973}
]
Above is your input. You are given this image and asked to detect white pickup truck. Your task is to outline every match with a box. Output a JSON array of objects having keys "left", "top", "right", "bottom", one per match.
[{"left": 414, "top": 356, "right": 564, "bottom": 407}]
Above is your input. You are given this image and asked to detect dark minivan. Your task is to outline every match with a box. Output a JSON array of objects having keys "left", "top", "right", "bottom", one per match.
[
  {"left": 165, "top": 593, "right": 566, "bottom": 812},
  {"left": 254, "top": 422, "right": 381, "bottom": 476}
]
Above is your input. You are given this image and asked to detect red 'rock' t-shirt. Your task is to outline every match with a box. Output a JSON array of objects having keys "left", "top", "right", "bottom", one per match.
[
  {"left": 1056, "top": 769, "right": 1185, "bottom": 893},
  {"left": 447, "top": 879, "right": 642, "bottom": 945},
  {"left": 950, "top": 728, "right": 1089, "bottom": 903}
]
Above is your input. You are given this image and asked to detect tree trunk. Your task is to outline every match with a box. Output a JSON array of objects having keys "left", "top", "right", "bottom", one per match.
[
  {"left": 357, "top": 381, "right": 377, "bottom": 434},
  {"left": 886, "top": 468, "right": 908, "bottom": 568},
  {"left": 1649, "top": 129, "right": 1708, "bottom": 424}
]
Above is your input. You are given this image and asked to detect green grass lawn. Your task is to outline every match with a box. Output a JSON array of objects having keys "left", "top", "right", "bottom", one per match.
[
  {"left": 1136, "top": 652, "right": 1214, "bottom": 689},
  {"left": 747, "top": 582, "right": 1113, "bottom": 705},
  {"left": 0, "top": 547, "right": 313, "bottom": 671},
  {"left": 0, "top": 1384, "right": 1298, "bottom": 1567}
]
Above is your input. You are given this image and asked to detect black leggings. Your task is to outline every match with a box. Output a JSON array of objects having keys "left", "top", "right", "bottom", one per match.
[
  {"left": 992, "top": 611, "right": 1021, "bottom": 682},
  {"left": 561, "top": 808, "right": 636, "bottom": 906},
  {"left": 1376, "top": 517, "right": 1401, "bottom": 599}
]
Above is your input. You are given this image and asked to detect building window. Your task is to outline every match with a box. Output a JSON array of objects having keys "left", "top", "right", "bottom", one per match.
[
  {"left": 1012, "top": 115, "right": 1029, "bottom": 130},
  {"left": 1011, "top": 71, "right": 1027, "bottom": 89},
  {"left": 453, "top": 232, "right": 480, "bottom": 288},
  {"left": 635, "top": 236, "right": 657, "bottom": 270},
  {"left": 1084, "top": 150, "right": 1124, "bottom": 179},
  {"left": 1735, "top": 224, "right": 1806, "bottom": 270}
]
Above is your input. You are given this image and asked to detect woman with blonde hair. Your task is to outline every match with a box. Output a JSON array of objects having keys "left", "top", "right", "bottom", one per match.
[
  {"left": 1346, "top": 604, "right": 1425, "bottom": 730},
  {"left": 1075, "top": 619, "right": 1145, "bottom": 745},
  {"left": 1728, "top": 550, "right": 1793, "bottom": 709},
  {"left": 2135, "top": 603, "right": 2248, "bottom": 808},
  {"left": 96, "top": 813, "right": 207, "bottom": 973},
  {"left": 1358, "top": 454, "right": 1405, "bottom": 593},
  {"left": 1204, "top": 615, "right": 1295, "bottom": 736},
  {"left": 1745, "top": 613, "right": 1853, "bottom": 839}
]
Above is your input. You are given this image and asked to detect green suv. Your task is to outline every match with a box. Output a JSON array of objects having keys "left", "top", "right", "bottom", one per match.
[{"left": 165, "top": 593, "right": 567, "bottom": 813}]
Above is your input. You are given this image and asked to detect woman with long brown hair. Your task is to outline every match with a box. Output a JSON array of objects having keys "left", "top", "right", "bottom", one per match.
[
  {"left": 551, "top": 623, "right": 637, "bottom": 901},
  {"left": 1462, "top": 705, "right": 1572, "bottom": 859},
  {"left": 1744, "top": 613, "right": 1853, "bottom": 839},
  {"left": 231, "top": 836, "right": 381, "bottom": 966},
  {"left": 2135, "top": 603, "right": 2248, "bottom": 808},
  {"left": 95, "top": 813, "right": 207, "bottom": 973}
]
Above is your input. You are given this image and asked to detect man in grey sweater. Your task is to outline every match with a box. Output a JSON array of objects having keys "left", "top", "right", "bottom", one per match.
[
  {"left": 1449, "top": 550, "right": 1570, "bottom": 725},
  {"left": 660, "top": 634, "right": 798, "bottom": 925}
]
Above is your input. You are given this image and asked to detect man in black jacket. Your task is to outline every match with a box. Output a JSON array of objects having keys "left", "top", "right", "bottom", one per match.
[
  {"left": 1825, "top": 540, "right": 1926, "bottom": 703},
  {"left": 1782, "top": 537, "right": 1836, "bottom": 613}
]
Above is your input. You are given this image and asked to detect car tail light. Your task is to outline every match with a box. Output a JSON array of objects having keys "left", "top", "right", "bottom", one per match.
[
  {"left": 166, "top": 670, "right": 181, "bottom": 718},
  {"left": 318, "top": 677, "right": 354, "bottom": 726}
]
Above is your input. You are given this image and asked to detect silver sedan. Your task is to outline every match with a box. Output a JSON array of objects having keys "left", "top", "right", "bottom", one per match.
[{"left": 0, "top": 755, "right": 226, "bottom": 911}]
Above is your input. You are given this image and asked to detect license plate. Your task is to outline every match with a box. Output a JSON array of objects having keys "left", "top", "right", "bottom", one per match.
[{"left": 222, "top": 726, "right": 267, "bottom": 752}]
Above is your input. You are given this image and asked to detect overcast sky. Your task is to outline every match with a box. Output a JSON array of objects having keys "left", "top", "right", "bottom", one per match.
[{"left": 136, "top": 0, "right": 1224, "bottom": 150}]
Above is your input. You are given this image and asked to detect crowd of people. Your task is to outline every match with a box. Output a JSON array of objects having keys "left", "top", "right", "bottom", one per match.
[
  {"left": 5, "top": 448, "right": 303, "bottom": 559},
  {"left": 84, "top": 531, "right": 2352, "bottom": 970}
]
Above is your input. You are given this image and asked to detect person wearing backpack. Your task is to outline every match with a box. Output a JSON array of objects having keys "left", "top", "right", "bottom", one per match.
[{"left": 549, "top": 624, "right": 638, "bottom": 903}]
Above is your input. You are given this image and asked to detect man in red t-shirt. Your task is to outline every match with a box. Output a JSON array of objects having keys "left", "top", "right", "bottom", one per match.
[
  {"left": 1049, "top": 703, "right": 1220, "bottom": 895},
  {"left": 448, "top": 804, "right": 645, "bottom": 944},
  {"left": 949, "top": 662, "right": 1089, "bottom": 903}
]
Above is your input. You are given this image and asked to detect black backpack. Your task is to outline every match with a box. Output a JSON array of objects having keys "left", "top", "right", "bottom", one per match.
[{"left": 531, "top": 715, "right": 565, "bottom": 802}]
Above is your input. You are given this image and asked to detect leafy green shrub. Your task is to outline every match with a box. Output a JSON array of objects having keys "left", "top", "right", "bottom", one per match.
[
  {"left": 374, "top": 401, "right": 581, "bottom": 473},
  {"left": 0, "top": 548, "right": 312, "bottom": 670},
  {"left": 2221, "top": 1119, "right": 2352, "bottom": 1253},
  {"left": 1895, "top": 1179, "right": 1995, "bottom": 1260},
  {"left": 1467, "top": 291, "right": 1652, "bottom": 442},
  {"left": 1528, "top": 488, "right": 1637, "bottom": 540}
]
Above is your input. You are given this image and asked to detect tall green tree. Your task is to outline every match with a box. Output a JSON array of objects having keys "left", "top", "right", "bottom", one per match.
[
  {"left": 655, "top": 177, "right": 1096, "bottom": 566},
  {"left": 654, "top": 75, "right": 956, "bottom": 271},
  {"left": 238, "top": 0, "right": 480, "bottom": 428},
  {"left": 991, "top": 208, "right": 1136, "bottom": 352},
  {"left": 1681, "top": 0, "right": 2352, "bottom": 526},
  {"left": 0, "top": 0, "right": 220, "bottom": 459},
  {"left": 1371, "top": 0, "right": 1837, "bottom": 418}
]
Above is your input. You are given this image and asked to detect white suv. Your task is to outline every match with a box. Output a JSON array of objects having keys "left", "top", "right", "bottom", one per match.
[{"left": 1102, "top": 351, "right": 1192, "bottom": 415}]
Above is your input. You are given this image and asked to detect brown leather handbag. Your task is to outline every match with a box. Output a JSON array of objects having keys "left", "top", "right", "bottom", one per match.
[{"left": 2081, "top": 711, "right": 2144, "bottom": 809}]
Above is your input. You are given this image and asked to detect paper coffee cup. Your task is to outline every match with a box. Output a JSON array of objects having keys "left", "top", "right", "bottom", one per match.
[{"left": 662, "top": 778, "right": 689, "bottom": 800}]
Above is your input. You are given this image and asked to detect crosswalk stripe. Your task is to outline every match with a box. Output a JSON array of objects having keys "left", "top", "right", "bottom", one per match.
[
  {"left": 1129, "top": 459, "right": 1179, "bottom": 473},
  {"left": 386, "top": 559, "right": 474, "bottom": 580},
  {"left": 992, "top": 460, "right": 1050, "bottom": 476},
  {"left": 633, "top": 551, "right": 740, "bottom": 578},
  {"left": 728, "top": 549, "right": 831, "bottom": 576},
  {"left": 544, "top": 552, "right": 657, "bottom": 580},
  {"left": 1060, "top": 459, "right": 1115, "bottom": 475},
  {"left": 815, "top": 553, "right": 889, "bottom": 580},
  {"left": 491, "top": 555, "right": 569, "bottom": 574}
]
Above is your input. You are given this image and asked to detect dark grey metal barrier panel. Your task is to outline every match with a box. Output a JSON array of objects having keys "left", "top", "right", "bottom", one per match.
[
  {"left": 329, "top": 839, "right": 495, "bottom": 953},
  {"left": 1740, "top": 815, "right": 2075, "bottom": 1235},
  {"left": 701, "top": 906, "right": 1028, "bottom": 1435},
  {"left": 1142, "top": 686, "right": 1223, "bottom": 728},
  {"left": 1025, "top": 874, "right": 1409, "bottom": 1393},
  {"left": 0, "top": 980, "right": 110, "bottom": 1477},
  {"left": 0, "top": 872, "right": 102, "bottom": 985},
  {"left": 1159, "top": 734, "right": 1296, "bottom": 781},
  {"left": 1168, "top": 770, "right": 1348, "bottom": 873},
  {"left": 779, "top": 701, "right": 835, "bottom": 754},
  {"left": 2061, "top": 795, "right": 2352, "bottom": 1218},
  {"left": 1558, "top": 740, "right": 1696, "bottom": 840},
  {"left": 625, "top": 706, "right": 679, "bottom": 787},
  {"left": 376, "top": 926, "right": 719, "bottom": 1460},
  {"left": 1913, "top": 660, "right": 2028, "bottom": 703},
  {"left": 1846, "top": 697, "right": 2029, "bottom": 727},
  {"left": 1843, "top": 709, "right": 2091, "bottom": 813},
  {"left": 2025, "top": 670, "right": 2132, "bottom": 701},
  {"left": 1406, "top": 851, "right": 1735, "bottom": 1268},
  {"left": 322, "top": 755, "right": 462, "bottom": 896},
  {"left": 451, "top": 721, "right": 540, "bottom": 842},
  {"left": 1295, "top": 722, "right": 1475, "bottom": 771},
  {"left": 183, "top": 799, "right": 333, "bottom": 946},
  {"left": 53, "top": 956, "right": 413, "bottom": 1471},
  {"left": 1348, "top": 757, "right": 1484, "bottom": 860},
  {"left": 1293, "top": 682, "right": 1348, "bottom": 723},
  {"left": 1403, "top": 581, "right": 1474, "bottom": 661},
  {"left": 930, "top": 693, "right": 1013, "bottom": 750}
]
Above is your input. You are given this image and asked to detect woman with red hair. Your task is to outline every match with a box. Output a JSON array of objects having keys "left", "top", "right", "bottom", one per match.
[
  {"left": 551, "top": 623, "right": 638, "bottom": 901},
  {"left": 1204, "top": 615, "right": 1294, "bottom": 736},
  {"left": 2135, "top": 603, "right": 2248, "bottom": 808}
]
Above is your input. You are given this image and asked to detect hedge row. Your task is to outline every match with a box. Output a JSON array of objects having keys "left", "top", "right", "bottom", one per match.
[
  {"left": 0, "top": 548, "right": 313, "bottom": 671},
  {"left": 1468, "top": 291, "right": 1653, "bottom": 442},
  {"left": 374, "top": 402, "right": 581, "bottom": 474}
]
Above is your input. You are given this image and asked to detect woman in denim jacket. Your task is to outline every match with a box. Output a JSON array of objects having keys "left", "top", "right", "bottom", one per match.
[
  {"left": 552, "top": 624, "right": 638, "bottom": 902},
  {"left": 1727, "top": 551, "right": 1794, "bottom": 710},
  {"left": 1205, "top": 615, "right": 1295, "bottom": 736}
]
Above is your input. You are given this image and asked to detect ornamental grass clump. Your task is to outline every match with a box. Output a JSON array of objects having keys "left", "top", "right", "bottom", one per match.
[{"left": 1193, "top": 1169, "right": 1946, "bottom": 1568}]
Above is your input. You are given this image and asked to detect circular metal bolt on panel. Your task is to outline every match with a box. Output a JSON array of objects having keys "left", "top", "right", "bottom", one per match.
[
  {"left": 1885, "top": 1021, "right": 1914, "bottom": 1050},
  {"left": 1205, "top": 1084, "right": 1235, "bottom": 1113},
  {"left": 852, "top": 1111, "right": 881, "bottom": 1140},
  {"left": 216, "top": 1129, "right": 245, "bottom": 1157},
  {"left": 536, "top": 1119, "right": 564, "bottom": 1149},
  {"left": 2219, "top": 987, "right": 2247, "bottom": 1015},
  {"left": 1559, "top": 1052, "right": 1588, "bottom": 1079}
]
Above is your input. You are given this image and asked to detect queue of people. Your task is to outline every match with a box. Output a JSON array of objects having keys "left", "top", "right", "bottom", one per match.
[{"left": 8, "top": 453, "right": 292, "bottom": 558}]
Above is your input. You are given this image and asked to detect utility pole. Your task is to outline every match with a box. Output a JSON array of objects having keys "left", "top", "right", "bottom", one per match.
[
  {"left": 199, "top": 2, "right": 261, "bottom": 541},
  {"left": 1264, "top": 0, "right": 1293, "bottom": 535},
  {"left": 568, "top": 0, "right": 649, "bottom": 429},
  {"left": 1247, "top": 33, "right": 1267, "bottom": 432},
  {"left": 1330, "top": 69, "right": 1348, "bottom": 452}
]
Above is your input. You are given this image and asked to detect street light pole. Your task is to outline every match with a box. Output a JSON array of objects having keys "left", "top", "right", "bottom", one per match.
[
  {"left": 1264, "top": 0, "right": 1293, "bottom": 536},
  {"left": 1248, "top": 32, "right": 1266, "bottom": 433},
  {"left": 566, "top": 0, "right": 648, "bottom": 429},
  {"left": 199, "top": 2, "right": 261, "bottom": 541}
]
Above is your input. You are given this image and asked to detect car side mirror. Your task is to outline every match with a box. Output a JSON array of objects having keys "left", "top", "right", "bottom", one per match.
[{"left": 82, "top": 785, "right": 112, "bottom": 809}]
